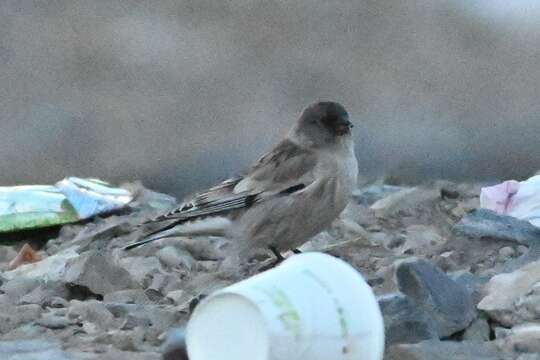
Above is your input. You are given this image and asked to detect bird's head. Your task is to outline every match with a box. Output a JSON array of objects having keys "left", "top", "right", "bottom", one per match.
[{"left": 292, "top": 101, "right": 353, "bottom": 147}]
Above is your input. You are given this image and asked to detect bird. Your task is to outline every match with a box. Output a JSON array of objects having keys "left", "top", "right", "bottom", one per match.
[{"left": 123, "top": 101, "right": 358, "bottom": 265}]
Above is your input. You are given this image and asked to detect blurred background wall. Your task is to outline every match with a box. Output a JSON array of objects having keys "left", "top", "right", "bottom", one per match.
[{"left": 1, "top": 0, "right": 540, "bottom": 197}]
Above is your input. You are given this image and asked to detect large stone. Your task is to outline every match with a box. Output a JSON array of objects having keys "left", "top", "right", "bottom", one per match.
[
  {"left": 36, "top": 312, "right": 74, "bottom": 330},
  {"left": 463, "top": 317, "right": 491, "bottom": 342},
  {"left": 119, "top": 256, "right": 163, "bottom": 285},
  {"left": 2, "top": 249, "right": 79, "bottom": 282},
  {"left": 0, "top": 304, "right": 43, "bottom": 334},
  {"left": 147, "top": 273, "right": 183, "bottom": 297},
  {"left": 178, "top": 237, "right": 228, "bottom": 261},
  {"left": 0, "top": 246, "right": 17, "bottom": 264},
  {"left": 352, "top": 184, "right": 406, "bottom": 206},
  {"left": 62, "top": 251, "right": 137, "bottom": 296},
  {"left": 400, "top": 225, "right": 446, "bottom": 256},
  {"left": 74, "top": 218, "right": 134, "bottom": 253},
  {"left": 0, "top": 277, "right": 40, "bottom": 302},
  {"left": 156, "top": 246, "right": 195, "bottom": 270},
  {"left": 370, "top": 188, "right": 440, "bottom": 217},
  {"left": 454, "top": 209, "right": 540, "bottom": 246},
  {"left": 517, "top": 355, "right": 540, "bottom": 360},
  {"left": 105, "top": 303, "right": 181, "bottom": 334},
  {"left": 18, "top": 280, "right": 70, "bottom": 306},
  {"left": 496, "top": 323, "right": 540, "bottom": 354},
  {"left": 104, "top": 289, "right": 151, "bottom": 304},
  {"left": 450, "top": 271, "right": 488, "bottom": 307},
  {"left": 76, "top": 348, "right": 161, "bottom": 360},
  {"left": 386, "top": 340, "right": 501, "bottom": 360},
  {"left": 0, "top": 340, "right": 76, "bottom": 360},
  {"left": 92, "top": 326, "right": 146, "bottom": 351},
  {"left": 378, "top": 293, "right": 437, "bottom": 345},
  {"left": 396, "top": 259, "right": 476, "bottom": 337},
  {"left": 68, "top": 300, "right": 115, "bottom": 333},
  {"left": 478, "top": 260, "right": 540, "bottom": 327}
]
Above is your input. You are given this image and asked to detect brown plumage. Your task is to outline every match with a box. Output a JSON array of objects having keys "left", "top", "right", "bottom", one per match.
[{"left": 123, "top": 101, "right": 358, "bottom": 261}]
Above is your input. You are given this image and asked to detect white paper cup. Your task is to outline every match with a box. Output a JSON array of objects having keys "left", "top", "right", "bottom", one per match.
[{"left": 186, "top": 252, "right": 384, "bottom": 360}]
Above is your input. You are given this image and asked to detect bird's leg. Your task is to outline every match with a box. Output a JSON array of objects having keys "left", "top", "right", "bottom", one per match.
[
  {"left": 258, "top": 246, "right": 293, "bottom": 273},
  {"left": 292, "top": 248, "right": 302, "bottom": 254},
  {"left": 269, "top": 245, "right": 285, "bottom": 262}
]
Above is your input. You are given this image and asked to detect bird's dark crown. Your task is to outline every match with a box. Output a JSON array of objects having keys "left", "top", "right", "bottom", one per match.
[{"left": 299, "top": 101, "right": 352, "bottom": 137}]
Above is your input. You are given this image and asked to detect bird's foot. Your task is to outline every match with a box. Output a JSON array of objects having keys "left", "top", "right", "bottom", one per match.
[{"left": 257, "top": 246, "right": 303, "bottom": 273}]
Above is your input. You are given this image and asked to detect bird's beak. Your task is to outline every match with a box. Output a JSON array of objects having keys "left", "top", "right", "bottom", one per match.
[{"left": 335, "top": 120, "right": 353, "bottom": 136}]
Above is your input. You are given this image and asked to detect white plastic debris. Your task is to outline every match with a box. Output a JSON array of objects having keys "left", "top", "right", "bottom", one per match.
[
  {"left": 0, "top": 177, "right": 133, "bottom": 233},
  {"left": 186, "top": 252, "right": 384, "bottom": 360},
  {"left": 480, "top": 175, "right": 540, "bottom": 227}
]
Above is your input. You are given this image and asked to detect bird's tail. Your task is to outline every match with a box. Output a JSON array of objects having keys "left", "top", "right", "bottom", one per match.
[{"left": 122, "top": 216, "right": 231, "bottom": 250}]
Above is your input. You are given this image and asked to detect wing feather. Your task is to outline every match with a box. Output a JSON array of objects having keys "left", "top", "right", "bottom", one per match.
[{"left": 144, "top": 139, "right": 315, "bottom": 225}]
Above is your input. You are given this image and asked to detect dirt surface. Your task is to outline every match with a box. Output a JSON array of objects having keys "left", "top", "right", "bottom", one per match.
[{"left": 1, "top": 180, "right": 539, "bottom": 359}]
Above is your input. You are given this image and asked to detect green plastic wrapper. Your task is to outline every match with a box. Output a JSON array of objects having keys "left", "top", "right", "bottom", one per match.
[{"left": 0, "top": 177, "right": 133, "bottom": 233}]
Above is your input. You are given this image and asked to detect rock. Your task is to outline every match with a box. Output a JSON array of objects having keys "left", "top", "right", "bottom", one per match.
[
  {"left": 125, "top": 183, "right": 177, "bottom": 211},
  {"left": 386, "top": 340, "right": 501, "bottom": 360},
  {"left": 518, "top": 245, "right": 529, "bottom": 255},
  {"left": 396, "top": 259, "right": 476, "bottom": 337},
  {"left": 499, "top": 246, "right": 516, "bottom": 259},
  {"left": 0, "top": 304, "right": 42, "bottom": 334},
  {"left": 104, "top": 289, "right": 151, "bottom": 304},
  {"left": 179, "top": 237, "right": 228, "bottom": 261},
  {"left": 370, "top": 188, "right": 440, "bottom": 217},
  {"left": 454, "top": 209, "right": 540, "bottom": 246},
  {"left": 401, "top": 225, "right": 445, "bottom": 255},
  {"left": 478, "top": 260, "right": 540, "bottom": 326},
  {"left": 165, "top": 290, "right": 185, "bottom": 306},
  {"left": 74, "top": 219, "right": 134, "bottom": 252},
  {"left": 194, "top": 260, "right": 220, "bottom": 273},
  {"left": 92, "top": 327, "right": 146, "bottom": 351},
  {"left": 463, "top": 317, "right": 491, "bottom": 342},
  {"left": 0, "top": 277, "right": 40, "bottom": 302},
  {"left": 36, "top": 312, "right": 74, "bottom": 330},
  {"left": 435, "top": 251, "right": 459, "bottom": 272},
  {"left": 0, "top": 339, "right": 76, "bottom": 360},
  {"left": 1, "top": 323, "right": 52, "bottom": 340},
  {"left": 147, "top": 273, "right": 183, "bottom": 297},
  {"left": 120, "top": 256, "right": 163, "bottom": 284},
  {"left": 352, "top": 184, "right": 406, "bottom": 206},
  {"left": 327, "top": 219, "right": 371, "bottom": 245},
  {"left": 517, "top": 355, "right": 540, "bottom": 360},
  {"left": 46, "top": 297, "right": 70, "bottom": 308},
  {"left": 496, "top": 323, "right": 540, "bottom": 354},
  {"left": 0, "top": 246, "right": 17, "bottom": 263},
  {"left": 2, "top": 249, "right": 79, "bottom": 282},
  {"left": 145, "top": 288, "right": 165, "bottom": 303},
  {"left": 83, "top": 347, "right": 161, "bottom": 360},
  {"left": 162, "top": 328, "right": 189, "bottom": 360},
  {"left": 68, "top": 300, "right": 115, "bottom": 333},
  {"left": 378, "top": 293, "right": 437, "bottom": 345},
  {"left": 62, "top": 251, "right": 138, "bottom": 296},
  {"left": 18, "top": 280, "right": 69, "bottom": 306},
  {"left": 105, "top": 303, "right": 181, "bottom": 334},
  {"left": 440, "top": 187, "right": 460, "bottom": 200},
  {"left": 7, "top": 244, "right": 42, "bottom": 270},
  {"left": 451, "top": 197, "right": 480, "bottom": 218},
  {"left": 156, "top": 246, "right": 195, "bottom": 270},
  {"left": 450, "top": 271, "right": 488, "bottom": 307}
]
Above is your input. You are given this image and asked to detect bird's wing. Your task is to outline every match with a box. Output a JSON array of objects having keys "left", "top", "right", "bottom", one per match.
[
  {"left": 123, "top": 139, "right": 317, "bottom": 250},
  {"left": 149, "top": 177, "right": 248, "bottom": 223},
  {"left": 235, "top": 138, "right": 318, "bottom": 194},
  {"left": 153, "top": 139, "right": 317, "bottom": 222}
]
